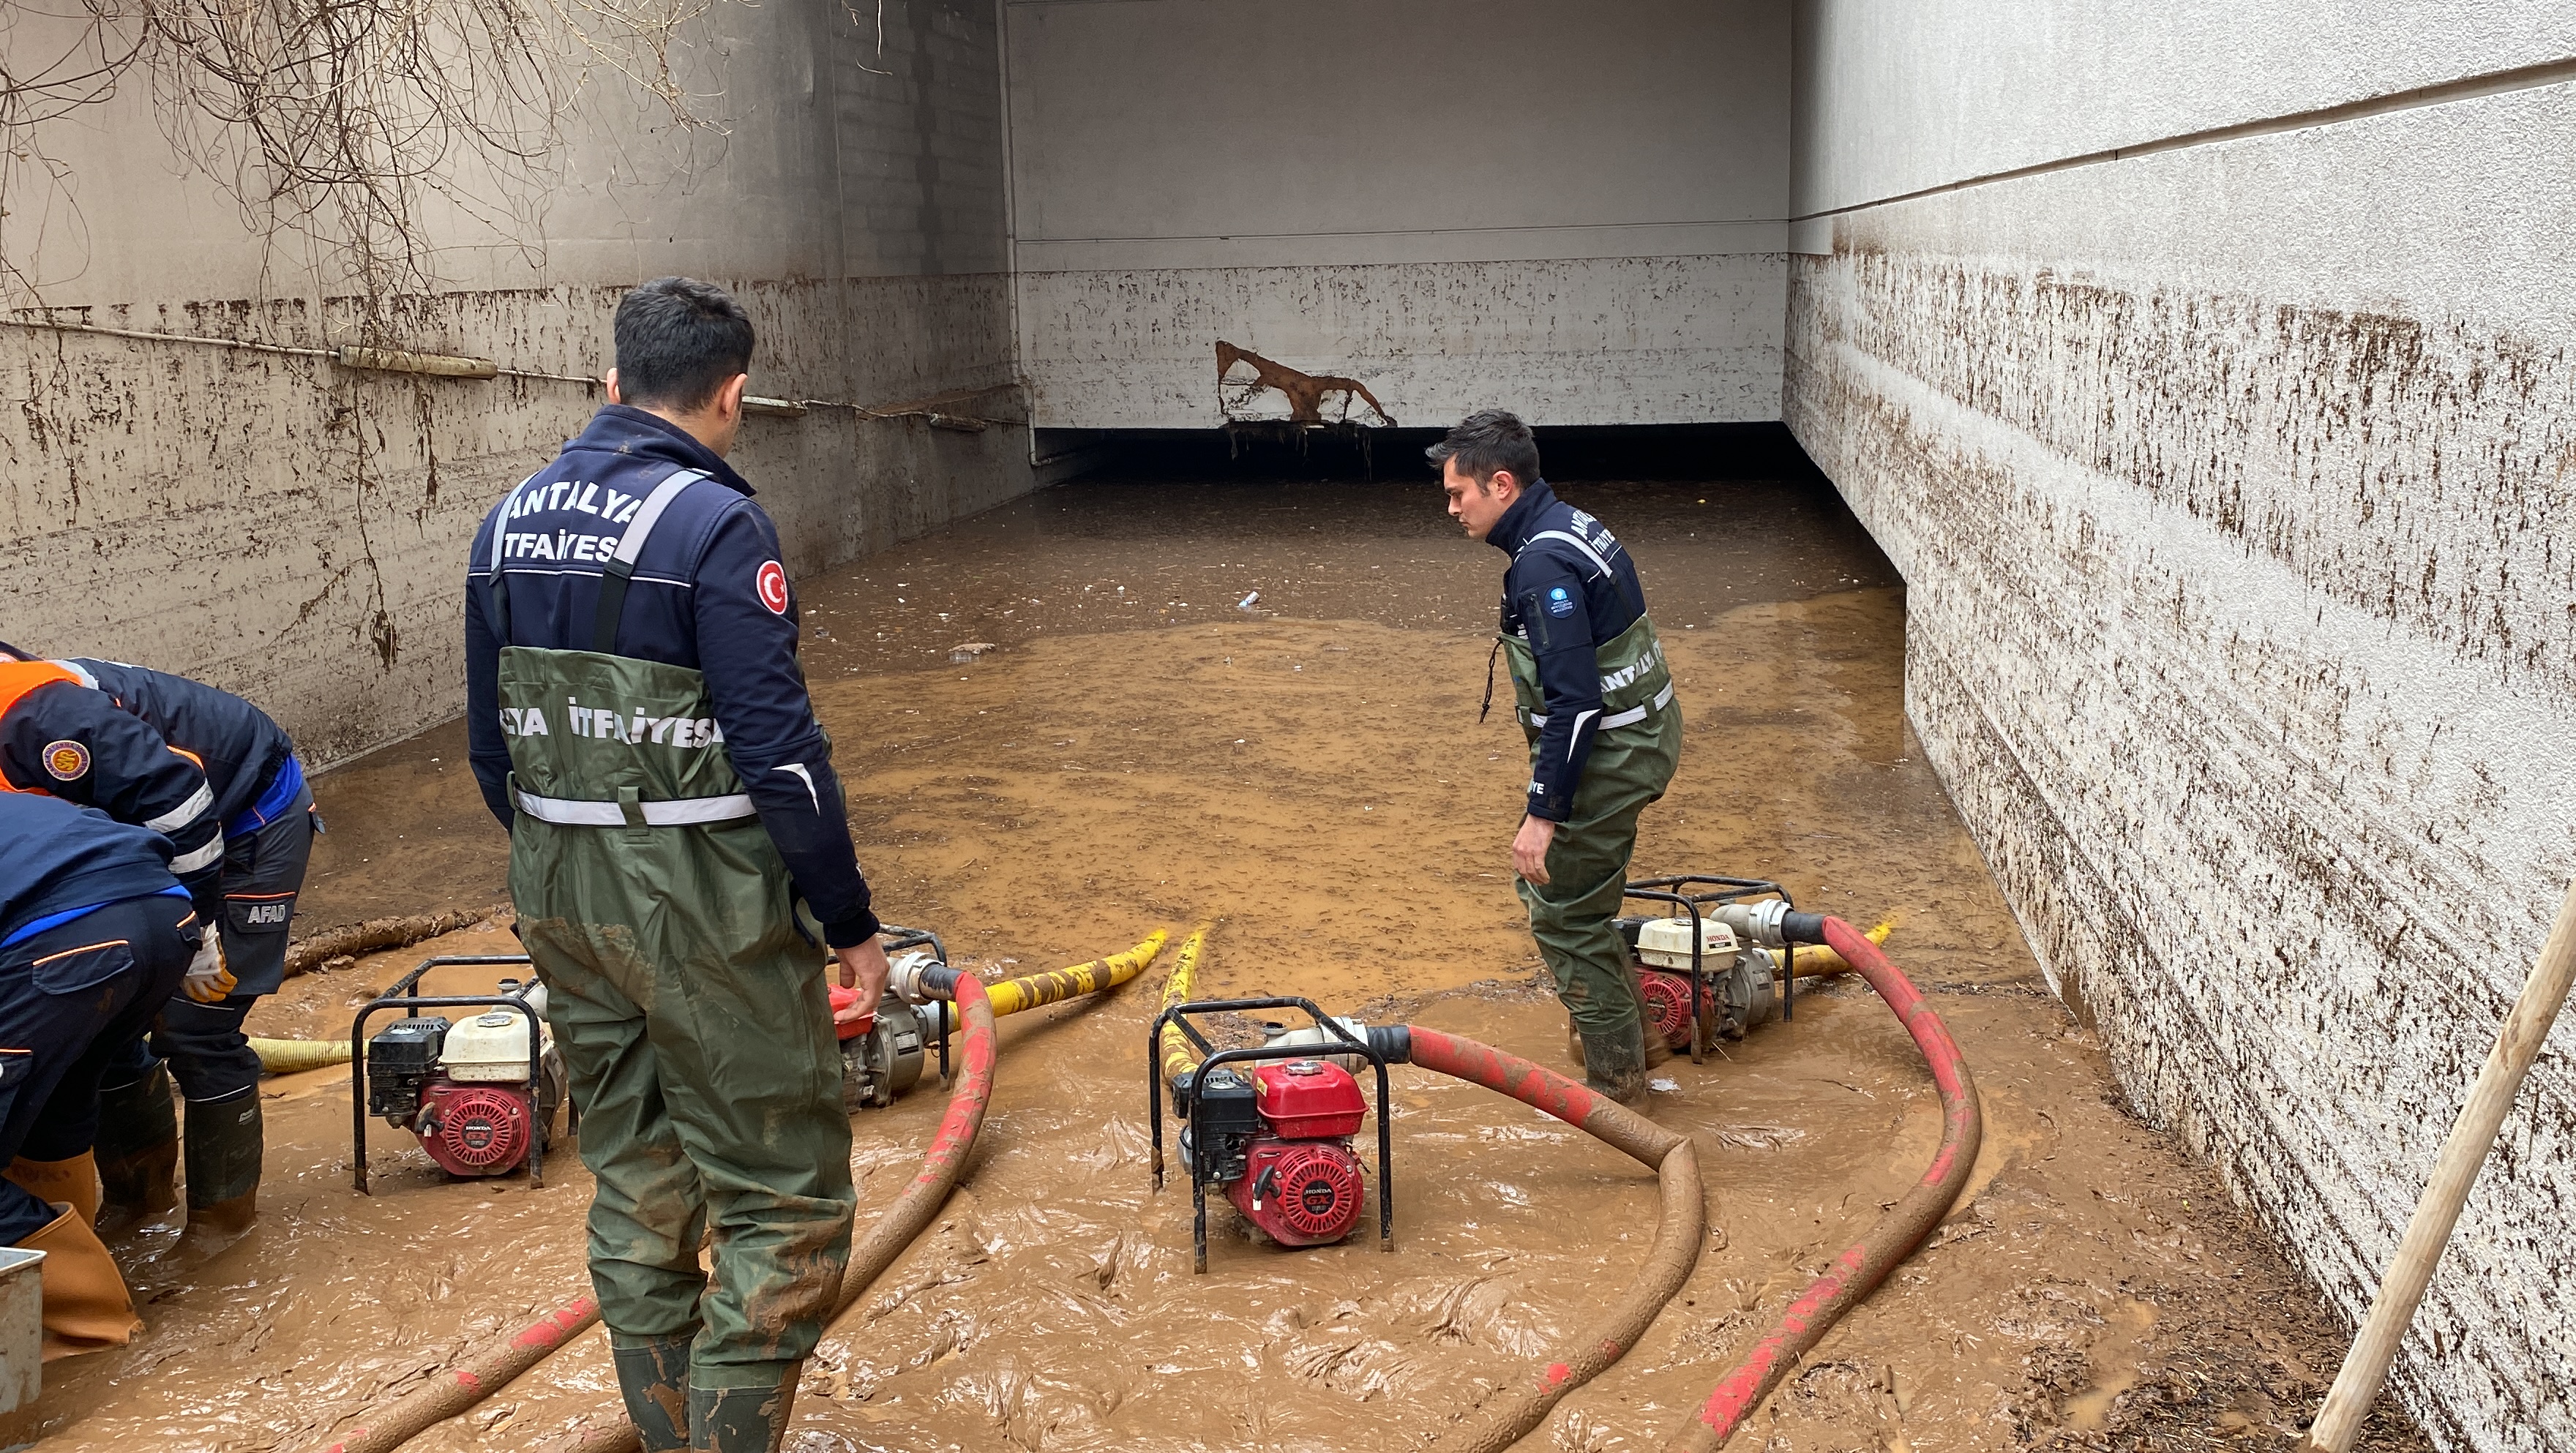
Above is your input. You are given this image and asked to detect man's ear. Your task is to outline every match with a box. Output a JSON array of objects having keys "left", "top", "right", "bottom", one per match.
[
  {"left": 604, "top": 367, "right": 624, "bottom": 405},
  {"left": 1488, "top": 468, "right": 1519, "bottom": 499},
  {"left": 714, "top": 373, "right": 749, "bottom": 420}
]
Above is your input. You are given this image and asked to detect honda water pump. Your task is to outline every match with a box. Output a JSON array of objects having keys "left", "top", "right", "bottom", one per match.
[
  {"left": 354, "top": 961, "right": 566, "bottom": 1187},
  {"left": 1620, "top": 874, "right": 1819, "bottom": 1060},
  {"left": 1152, "top": 996, "right": 1395, "bottom": 1272}
]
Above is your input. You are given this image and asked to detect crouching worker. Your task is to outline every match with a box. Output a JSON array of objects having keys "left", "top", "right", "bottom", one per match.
[
  {"left": 466, "top": 277, "right": 888, "bottom": 1452},
  {"left": 0, "top": 645, "right": 315, "bottom": 1255},
  {"left": 1434, "top": 410, "right": 1681, "bottom": 1104},
  {"left": 0, "top": 792, "right": 195, "bottom": 1358}
]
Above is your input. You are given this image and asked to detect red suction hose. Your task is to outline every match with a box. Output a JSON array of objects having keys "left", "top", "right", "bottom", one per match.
[
  {"left": 1398, "top": 1027, "right": 1706, "bottom": 1453},
  {"left": 1664, "top": 915, "right": 1982, "bottom": 1451},
  {"left": 310, "top": 972, "right": 999, "bottom": 1453}
]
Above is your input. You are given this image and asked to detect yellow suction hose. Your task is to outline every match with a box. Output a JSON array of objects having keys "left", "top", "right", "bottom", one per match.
[
  {"left": 1786, "top": 919, "right": 1895, "bottom": 977},
  {"left": 1158, "top": 923, "right": 1213, "bottom": 1083},
  {"left": 250, "top": 1037, "right": 353, "bottom": 1073},
  {"left": 981, "top": 929, "right": 1168, "bottom": 1017}
]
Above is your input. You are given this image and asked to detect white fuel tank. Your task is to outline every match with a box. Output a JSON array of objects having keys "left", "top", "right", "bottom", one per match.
[
  {"left": 1634, "top": 916, "right": 1742, "bottom": 972},
  {"left": 441, "top": 1007, "right": 547, "bottom": 1082}
]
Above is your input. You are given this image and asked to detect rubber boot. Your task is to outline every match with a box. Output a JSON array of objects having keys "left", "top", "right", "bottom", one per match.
[
  {"left": 1576, "top": 1021, "right": 1650, "bottom": 1106},
  {"left": 95, "top": 1065, "right": 179, "bottom": 1233},
  {"left": 690, "top": 1366, "right": 799, "bottom": 1453},
  {"left": 4, "top": 1153, "right": 102, "bottom": 1230},
  {"left": 611, "top": 1330, "right": 696, "bottom": 1452},
  {"left": 1566, "top": 1015, "right": 1587, "bottom": 1073},
  {"left": 17, "top": 1202, "right": 143, "bottom": 1359},
  {"left": 173, "top": 1092, "right": 262, "bottom": 1263}
]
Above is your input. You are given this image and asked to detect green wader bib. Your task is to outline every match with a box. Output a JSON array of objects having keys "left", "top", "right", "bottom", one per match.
[
  {"left": 1505, "top": 613, "right": 1682, "bottom": 1040},
  {"left": 489, "top": 469, "right": 853, "bottom": 1392}
]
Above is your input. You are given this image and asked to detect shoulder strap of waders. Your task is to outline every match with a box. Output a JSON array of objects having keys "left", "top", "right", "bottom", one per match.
[
  {"left": 588, "top": 468, "right": 710, "bottom": 653},
  {"left": 484, "top": 470, "right": 544, "bottom": 647}
]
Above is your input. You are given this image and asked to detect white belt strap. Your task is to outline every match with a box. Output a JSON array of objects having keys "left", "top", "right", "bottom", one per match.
[
  {"left": 514, "top": 788, "right": 757, "bottom": 827},
  {"left": 1523, "top": 678, "right": 1675, "bottom": 730}
]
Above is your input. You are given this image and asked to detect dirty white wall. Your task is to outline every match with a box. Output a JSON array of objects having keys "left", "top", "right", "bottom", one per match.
[
  {"left": 1003, "top": 0, "right": 1789, "bottom": 429},
  {"left": 1783, "top": 4, "right": 2576, "bottom": 1446},
  {"left": 0, "top": 0, "right": 1030, "bottom": 767}
]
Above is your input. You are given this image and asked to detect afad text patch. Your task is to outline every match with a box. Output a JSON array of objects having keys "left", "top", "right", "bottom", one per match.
[
  {"left": 1545, "top": 585, "right": 1576, "bottom": 618},
  {"left": 42, "top": 739, "right": 89, "bottom": 781},
  {"left": 756, "top": 560, "right": 790, "bottom": 615}
]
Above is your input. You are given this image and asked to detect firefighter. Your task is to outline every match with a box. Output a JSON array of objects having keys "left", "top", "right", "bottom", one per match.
[
  {"left": 1434, "top": 410, "right": 1681, "bottom": 1104},
  {"left": 0, "top": 646, "right": 314, "bottom": 1256},
  {"left": 0, "top": 790, "right": 198, "bottom": 1359},
  {"left": 465, "top": 277, "right": 883, "bottom": 1453}
]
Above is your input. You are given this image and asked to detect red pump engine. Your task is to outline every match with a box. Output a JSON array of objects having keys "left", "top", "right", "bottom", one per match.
[{"left": 1218, "top": 1060, "right": 1369, "bottom": 1247}]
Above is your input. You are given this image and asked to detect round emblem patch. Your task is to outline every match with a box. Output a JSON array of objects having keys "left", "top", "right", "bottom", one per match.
[
  {"left": 755, "top": 560, "right": 790, "bottom": 615},
  {"left": 42, "top": 740, "right": 90, "bottom": 781}
]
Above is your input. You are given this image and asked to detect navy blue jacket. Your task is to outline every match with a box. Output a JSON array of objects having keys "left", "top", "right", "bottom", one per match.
[
  {"left": 1489, "top": 481, "right": 1649, "bottom": 822},
  {"left": 61, "top": 660, "right": 299, "bottom": 834},
  {"left": 465, "top": 406, "right": 878, "bottom": 947},
  {"left": 1, "top": 670, "right": 225, "bottom": 921},
  {"left": 0, "top": 790, "right": 183, "bottom": 945}
]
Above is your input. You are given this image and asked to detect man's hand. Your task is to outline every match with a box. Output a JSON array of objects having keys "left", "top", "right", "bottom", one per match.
[
  {"left": 834, "top": 938, "right": 892, "bottom": 1033},
  {"left": 1513, "top": 814, "right": 1557, "bottom": 885},
  {"left": 181, "top": 933, "right": 236, "bottom": 1004}
]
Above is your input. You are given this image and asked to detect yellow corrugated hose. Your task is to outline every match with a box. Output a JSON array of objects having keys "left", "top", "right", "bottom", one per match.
[
  {"left": 1158, "top": 923, "right": 1213, "bottom": 1084},
  {"left": 982, "top": 928, "right": 1169, "bottom": 1018},
  {"left": 250, "top": 1037, "right": 353, "bottom": 1073}
]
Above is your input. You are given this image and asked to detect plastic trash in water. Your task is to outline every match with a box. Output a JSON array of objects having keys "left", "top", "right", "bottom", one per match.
[
  {"left": 1649, "top": 1077, "right": 1680, "bottom": 1094},
  {"left": 1238, "top": 591, "right": 1260, "bottom": 611}
]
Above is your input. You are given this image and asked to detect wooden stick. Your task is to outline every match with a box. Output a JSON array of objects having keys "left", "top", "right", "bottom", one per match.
[{"left": 2301, "top": 877, "right": 2576, "bottom": 1452}]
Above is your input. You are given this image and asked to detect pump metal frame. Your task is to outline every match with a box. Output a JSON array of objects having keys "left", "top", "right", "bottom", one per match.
[
  {"left": 1621, "top": 874, "right": 1801, "bottom": 1063},
  {"left": 1147, "top": 996, "right": 1395, "bottom": 1273},
  {"left": 351, "top": 954, "right": 569, "bottom": 1193}
]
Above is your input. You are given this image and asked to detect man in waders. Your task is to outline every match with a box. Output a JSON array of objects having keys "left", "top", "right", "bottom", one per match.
[
  {"left": 0, "top": 645, "right": 315, "bottom": 1258},
  {"left": 1435, "top": 410, "right": 1680, "bottom": 1104},
  {"left": 465, "top": 278, "right": 885, "bottom": 1453}
]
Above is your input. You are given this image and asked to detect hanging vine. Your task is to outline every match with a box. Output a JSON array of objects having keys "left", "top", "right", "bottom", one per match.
[{"left": 0, "top": 0, "right": 725, "bottom": 308}]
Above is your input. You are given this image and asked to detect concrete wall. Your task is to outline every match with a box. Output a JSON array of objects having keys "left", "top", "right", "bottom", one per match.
[
  {"left": 1003, "top": 0, "right": 1789, "bottom": 429},
  {"left": 0, "top": 0, "right": 1030, "bottom": 767},
  {"left": 1783, "top": 6, "right": 2576, "bottom": 1447}
]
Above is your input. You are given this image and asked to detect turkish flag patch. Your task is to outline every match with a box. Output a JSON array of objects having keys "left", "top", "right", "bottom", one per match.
[{"left": 755, "top": 560, "right": 790, "bottom": 615}]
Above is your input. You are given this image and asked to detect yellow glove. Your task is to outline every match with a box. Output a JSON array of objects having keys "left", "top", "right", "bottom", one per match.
[{"left": 182, "top": 933, "right": 236, "bottom": 1003}]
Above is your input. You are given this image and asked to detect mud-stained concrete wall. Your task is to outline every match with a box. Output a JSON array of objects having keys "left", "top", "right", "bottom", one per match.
[
  {"left": 1002, "top": 0, "right": 1789, "bottom": 428},
  {"left": 1784, "top": 7, "right": 2576, "bottom": 1447},
  {"left": 0, "top": 1, "right": 1029, "bottom": 767}
]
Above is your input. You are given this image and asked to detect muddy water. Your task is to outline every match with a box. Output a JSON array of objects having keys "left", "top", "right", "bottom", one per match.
[{"left": 23, "top": 473, "right": 2424, "bottom": 1452}]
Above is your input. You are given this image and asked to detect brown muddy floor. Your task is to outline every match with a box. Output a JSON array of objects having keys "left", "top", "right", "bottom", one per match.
[{"left": 20, "top": 470, "right": 2427, "bottom": 1452}]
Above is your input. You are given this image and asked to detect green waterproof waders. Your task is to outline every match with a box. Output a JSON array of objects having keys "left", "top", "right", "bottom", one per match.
[
  {"left": 1505, "top": 613, "right": 1682, "bottom": 1048},
  {"left": 487, "top": 468, "right": 854, "bottom": 1398}
]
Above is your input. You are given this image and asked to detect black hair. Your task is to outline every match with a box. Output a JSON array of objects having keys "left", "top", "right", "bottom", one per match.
[
  {"left": 613, "top": 277, "right": 755, "bottom": 412},
  {"left": 0, "top": 639, "right": 29, "bottom": 661},
  {"left": 1426, "top": 408, "right": 1541, "bottom": 489}
]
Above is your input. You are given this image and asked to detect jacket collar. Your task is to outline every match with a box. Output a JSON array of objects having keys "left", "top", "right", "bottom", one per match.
[
  {"left": 564, "top": 405, "right": 755, "bottom": 497},
  {"left": 1486, "top": 478, "right": 1559, "bottom": 556}
]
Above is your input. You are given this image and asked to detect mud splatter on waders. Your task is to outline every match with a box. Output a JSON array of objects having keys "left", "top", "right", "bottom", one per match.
[
  {"left": 485, "top": 468, "right": 854, "bottom": 1451},
  {"left": 1503, "top": 612, "right": 1680, "bottom": 1099}
]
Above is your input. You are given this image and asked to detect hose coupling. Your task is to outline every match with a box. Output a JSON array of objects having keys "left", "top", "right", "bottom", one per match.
[
  {"left": 1367, "top": 1024, "right": 1412, "bottom": 1064},
  {"left": 888, "top": 950, "right": 954, "bottom": 1003},
  {"left": 1712, "top": 901, "right": 1830, "bottom": 947}
]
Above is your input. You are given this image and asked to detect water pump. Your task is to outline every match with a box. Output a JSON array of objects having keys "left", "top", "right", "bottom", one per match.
[
  {"left": 356, "top": 966, "right": 566, "bottom": 1184},
  {"left": 1620, "top": 874, "right": 1814, "bottom": 1060},
  {"left": 1151, "top": 996, "right": 1395, "bottom": 1272}
]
